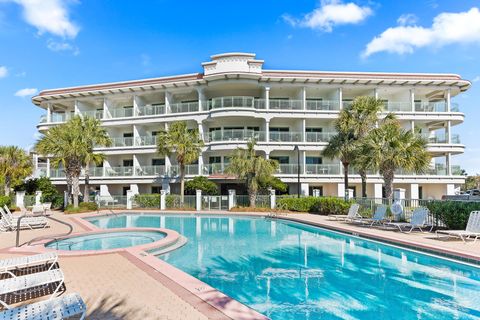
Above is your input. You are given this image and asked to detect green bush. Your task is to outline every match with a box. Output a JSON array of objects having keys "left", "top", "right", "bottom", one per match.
[
  {"left": 134, "top": 194, "right": 161, "bottom": 208},
  {"left": 426, "top": 201, "right": 480, "bottom": 229},
  {"left": 15, "top": 177, "right": 63, "bottom": 209},
  {"left": 0, "top": 195, "right": 11, "bottom": 208},
  {"left": 64, "top": 202, "right": 98, "bottom": 214},
  {"left": 276, "top": 196, "right": 351, "bottom": 215},
  {"left": 185, "top": 176, "right": 219, "bottom": 195}
]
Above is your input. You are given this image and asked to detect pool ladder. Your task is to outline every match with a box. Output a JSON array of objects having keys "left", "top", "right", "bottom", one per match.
[{"left": 16, "top": 215, "right": 74, "bottom": 247}]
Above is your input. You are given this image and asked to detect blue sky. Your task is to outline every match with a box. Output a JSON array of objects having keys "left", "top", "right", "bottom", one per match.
[{"left": 0, "top": 0, "right": 479, "bottom": 173}]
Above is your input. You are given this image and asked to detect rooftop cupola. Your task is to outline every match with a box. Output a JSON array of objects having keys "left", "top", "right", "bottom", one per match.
[{"left": 202, "top": 52, "right": 264, "bottom": 76}]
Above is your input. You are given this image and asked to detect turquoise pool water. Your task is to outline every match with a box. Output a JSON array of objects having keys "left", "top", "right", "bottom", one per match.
[
  {"left": 45, "top": 230, "right": 165, "bottom": 251},
  {"left": 89, "top": 214, "right": 480, "bottom": 320}
]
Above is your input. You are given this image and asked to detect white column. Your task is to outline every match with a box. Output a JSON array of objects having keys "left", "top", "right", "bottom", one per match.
[
  {"left": 198, "top": 153, "right": 204, "bottom": 176},
  {"left": 197, "top": 121, "right": 204, "bottom": 140},
  {"left": 301, "top": 87, "right": 306, "bottom": 110},
  {"left": 16, "top": 191, "right": 25, "bottom": 208},
  {"left": 411, "top": 120, "right": 415, "bottom": 132},
  {"left": 446, "top": 88, "right": 451, "bottom": 112},
  {"left": 301, "top": 119, "right": 306, "bottom": 142},
  {"left": 47, "top": 103, "right": 52, "bottom": 122},
  {"left": 74, "top": 100, "right": 80, "bottom": 115},
  {"left": 374, "top": 183, "right": 383, "bottom": 202},
  {"left": 228, "top": 189, "right": 236, "bottom": 210},
  {"left": 446, "top": 153, "right": 452, "bottom": 175},
  {"left": 301, "top": 150, "right": 306, "bottom": 174},
  {"left": 103, "top": 98, "right": 109, "bottom": 119},
  {"left": 373, "top": 88, "right": 378, "bottom": 99},
  {"left": 410, "top": 89, "right": 415, "bottom": 112},
  {"left": 446, "top": 121, "right": 451, "bottom": 144},
  {"left": 265, "top": 152, "right": 269, "bottom": 160},
  {"left": 265, "top": 87, "right": 270, "bottom": 110},
  {"left": 99, "top": 185, "right": 110, "bottom": 197},
  {"left": 301, "top": 183, "right": 309, "bottom": 196},
  {"left": 129, "top": 184, "right": 139, "bottom": 195},
  {"left": 410, "top": 184, "right": 419, "bottom": 200},
  {"left": 133, "top": 95, "right": 140, "bottom": 117},
  {"left": 126, "top": 190, "right": 134, "bottom": 210},
  {"left": 337, "top": 183, "right": 345, "bottom": 197},
  {"left": 197, "top": 87, "right": 205, "bottom": 111},
  {"left": 265, "top": 120, "right": 270, "bottom": 142},
  {"left": 270, "top": 189, "right": 276, "bottom": 209},
  {"left": 46, "top": 158, "right": 51, "bottom": 178},
  {"left": 337, "top": 88, "right": 343, "bottom": 110},
  {"left": 165, "top": 91, "right": 172, "bottom": 113},
  {"left": 160, "top": 190, "right": 166, "bottom": 210},
  {"left": 161, "top": 178, "right": 170, "bottom": 194},
  {"left": 446, "top": 184, "right": 455, "bottom": 196},
  {"left": 196, "top": 189, "right": 202, "bottom": 211}
]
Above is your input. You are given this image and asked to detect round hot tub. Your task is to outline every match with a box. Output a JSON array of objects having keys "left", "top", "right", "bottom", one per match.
[{"left": 45, "top": 230, "right": 166, "bottom": 251}]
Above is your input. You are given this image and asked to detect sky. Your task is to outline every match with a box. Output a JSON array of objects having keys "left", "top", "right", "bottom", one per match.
[{"left": 0, "top": 0, "right": 479, "bottom": 173}]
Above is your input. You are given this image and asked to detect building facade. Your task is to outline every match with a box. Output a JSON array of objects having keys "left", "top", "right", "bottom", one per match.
[{"left": 32, "top": 52, "right": 469, "bottom": 199}]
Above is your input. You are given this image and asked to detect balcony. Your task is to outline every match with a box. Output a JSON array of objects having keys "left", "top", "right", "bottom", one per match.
[
  {"left": 109, "top": 137, "right": 134, "bottom": 147},
  {"left": 170, "top": 102, "right": 199, "bottom": 114},
  {"left": 207, "top": 129, "right": 266, "bottom": 142},
  {"left": 81, "top": 110, "right": 103, "bottom": 120},
  {"left": 277, "top": 164, "right": 302, "bottom": 174},
  {"left": 305, "top": 164, "right": 341, "bottom": 175},
  {"left": 269, "top": 99, "right": 302, "bottom": 110},
  {"left": 104, "top": 166, "right": 134, "bottom": 177},
  {"left": 109, "top": 107, "right": 134, "bottom": 119},
  {"left": 306, "top": 100, "right": 340, "bottom": 111},
  {"left": 136, "top": 165, "right": 166, "bottom": 176},
  {"left": 269, "top": 131, "right": 303, "bottom": 142},
  {"left": 169, "top": 164, "right": 199, "bottom": 176},
  {"left": 138, "top": 104, "right": 165, "bottom": 116},
  {"left": 384, "top": 102, "right": 411, "bottom": 112},
  {"left": 305, "top": 131, "right": 336, "bottom": 143},
  {"left": 136, "top": 136, "right": 158, "bottom": 146},
  {"left": 415, "top": 102, "right": 459, "bottom": 112},
  {"left": 423, "top": 133, "right": 461, "bottom": 144}
]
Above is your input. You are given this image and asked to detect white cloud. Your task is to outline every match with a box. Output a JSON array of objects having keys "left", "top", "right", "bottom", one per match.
[
  {"left": 397, "top": 13, "right": 418, "bottom": 26},
  {"left": 473, "top": 76, "right": 480, "bottom": 82},
  {"left": 46, "top": 39, "right": 79, "bottom": 55},
  {"left": 13, "top": 0, "right": 79, "bottom": 38},
  {"left": 0, "top": 66, "right": 7, "bottom": 78},
  {"left": 15, "top": 88, "right": 38, "bottom": 97},
  {"left": 283, "top": 0, "right": 373, "bottom": 32},
  {"left": 363, "top": 7, "right": 480, "bottom": 57}
]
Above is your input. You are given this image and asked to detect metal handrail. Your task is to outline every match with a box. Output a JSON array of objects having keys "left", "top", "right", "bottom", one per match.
[{"left": 17, "top": 215, "right": 74, "bottom": 247}]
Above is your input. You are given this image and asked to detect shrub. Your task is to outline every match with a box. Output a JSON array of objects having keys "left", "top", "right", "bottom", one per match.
[
  {"left": 134, "top": 194, "right": 161, "bottom": 208},
  {"left": 276, "top": 196, "right": 351, "bottom": 215},
  {"left": 185, "top": 176, "right": 219, "bottom": 195},
  {"left": 426, "top": 201, "right": 480, "bottom": 229},
  {"left": 15, "top": 177, "right": 63, "bottom": 209},
  {"left": 0, "top": 195, "right": 11, "bottom": 208},
  {"left": 64, "top": 202, "right": 98, "bottom": 214}
]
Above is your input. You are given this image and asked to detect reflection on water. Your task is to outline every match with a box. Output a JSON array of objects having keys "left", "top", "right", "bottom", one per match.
[{"left": 89, "top": 214, "right": 480, "bottom": 320}]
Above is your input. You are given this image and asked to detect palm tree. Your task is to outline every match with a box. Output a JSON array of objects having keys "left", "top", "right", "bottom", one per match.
[
  {"left": 81, "top": 117, "right": 111, "bottom": 202},
  {"left": 0, "top": 146, "right": 32, "bottom": 195},
  {"left": 225, "top": 140, "right": 278, "bottom": 207},
  {"left": 342, "top": 97, "right": 384, "bottom": 197},
  {"left": 156, "top": 121, "right": 204, "bottom": 204},
  {"left": 358, "top": 115, "right": 430, "bottom": 199},
  {"left": 35, "top": 116, "right": 110, "bottom": 208}
]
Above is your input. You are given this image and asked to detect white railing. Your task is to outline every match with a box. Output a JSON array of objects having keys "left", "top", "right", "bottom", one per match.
[
  {"left": 136, "top": 136, "right": 157, "bottom": 146},
  {"left": 384, "top": 101, "right": 411, "bottom": 112},
  {"left": 104, "top": 166, "right": 134, "bottom": 177},
  {"left": 207, "top": 129, "right": 266, "bottom": 142},
  {"left": 210, "top": 96, "right": 255, "bottom": 109},
  {"left": 136, "top": 165, "right": 166, "bottom": 176},
  {"left": 109, "top": 137, "right": 134, "bottom": 147},
  {"left": 305, "top": 164, "right": 341, "bottom": 175},
  {"left": 170, "top": 102, "right": 199, "bottom": 113},
  {"left": 305, "top": 131, "right": 336, "bottom": 142},
  {"left": 81, "top": 110, "right": 103, "bottom": 119},
  {"left": 269, "top": 131, "right": 303, "bottom": 142},
  {"left": 306, "top": 100, "right": 340, "bottom": 111},
  {"left": 109, "top": 107, "right": 134, "bottom": 118},
  {"left": 202, "top": 164, "right": 225, "bottom": 175},
  {"left": 138, "top": 104, "right": 165, "bottom": 116},
  {"left": 269, "top": 99, "right": 303, "bottom": 110}
]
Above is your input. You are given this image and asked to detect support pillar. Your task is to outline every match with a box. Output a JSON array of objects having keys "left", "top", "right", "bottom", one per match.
[
  {"left": 197, "top": 87, "right": 205, "bottom": 111},
  {"left": 410, "top": 89, "right": 415, "bottom": 112},
  {"left": 35, "top": 191, "right": 42, "bottom": 205},
  {"left": 270, "top": 189, "right": 276, "bottom": 209},
  {"left": 228, "top": 189, "right": 236, "bottom": 210},
  {"left": 126, "top": 190, "right": 134, "bottom": 210},
  {"left": 196, "top": 189, "right": 202, "bottom": 211},
  {"left": 265, "top": 120, "right": 270, "bottom": 142},
  {"left": 446, "top": 88, "right": 451, "bottom": 112},
  {"left": 301, "top": 183, "right": 309, "bottom": 196},
  {"left": 337, "top": 88, "right": 343, "bottom": 110},
  {"left": 160, "top": 190, "right": 166, "bottom": 210},
  {"left": 337, "top": 183, "right": 345, "bottom": 198},
  {"left": 446, "top": 121, "right": 451, "bottom": 144},
  {"left": 301, "top": 87, "right": 306, "bottom": 110},
  {"left": 374, "top": 183, "right": 383, "bottom": 202},
  {"left": 47, "top": 103, "right": 52, "bottom": 123},
  {"left": 16, "top": 191, "right": 25, "bottom": 208},
  {"left": 265, "top": 87, "right": 270, "bottom": 110},
  {"left": 446, "top": 153, "right": 452, "bottom": 175},
  {"left": 446, "top": 184, "right": 455, "bottom": 196},
  {"left": 165, "top": 91, "right": 172, "bottom": 114},
  {"left": 46, "top": 158, "right": 51, "bottom": 178}
]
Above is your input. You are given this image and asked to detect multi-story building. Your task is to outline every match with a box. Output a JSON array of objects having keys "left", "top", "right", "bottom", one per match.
[{"left": 32, "top": 52, "right": 469, "bottom": 199}]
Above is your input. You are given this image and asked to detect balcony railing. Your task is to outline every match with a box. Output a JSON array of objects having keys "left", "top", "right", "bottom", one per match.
[
  {"left": 207, "top": 129, "right": 266, "bottom": 142},
  {"left": 51, "top": 112, "right": 74, "bottom": 123},
  {"left": 305, "top": 164, "right": 341, "bottom": 175},
  {"left": 170, "top": 102, "right": 199, "bottom": 114},
  {"left": 138, "top": 104, "right": 165, "bottom": 116},
  {"left": 81, "top": 110, "right": 103, "bottom": 119},
  {"left": 110, "top": 137, "right": 134, "bottom": 147},
  {"left": 269, "top": 131, "right": 303, "bottom": 142},
  {"left": 269, "top": 99, "right": 303, "bottom": 110},
  {"left": 306, "top": 100, "right": 340, "bottom": 111},
  {"left": 305, "top": 131, "right": 336, "bottom": 143},
  {"left": 210, "top": 96, "right": 255, "bottom": 109},
  {"left": 104, "top": 166, "right": 134, "bottom": 177},
  {"left": 109, "top": 107, "right": 134, "bottom": 118},
  {"left": 136, "top": 165, "right": 166, "bottom": 176},
  {"left": 277, "top": 164, "right": 302, "bottom": 174},
  {"left": 169, "top": 164, "right": 199, "bottom": 176},
  {"left": 136, "top": 136, "right": 158, "bottom": 146},
  {"left": 415, "top": 101, "right": 460, "bottom": 112},
  {"left": 423, "top": 133, "right": 461, "bottom": 144},
  {"left": 384, "top": 102, "right": 412, "bottom": 112},
  {"left": 203, "top": 164, "right": 225, "bottom": 175}
]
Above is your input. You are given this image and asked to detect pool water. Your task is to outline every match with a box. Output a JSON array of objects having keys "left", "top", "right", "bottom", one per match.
[
  {"left": 45, "top": 230, "right": 165, "bottom": 251},
  {"left": 89, "top": 214, "right": 480, "bottom": 320}
]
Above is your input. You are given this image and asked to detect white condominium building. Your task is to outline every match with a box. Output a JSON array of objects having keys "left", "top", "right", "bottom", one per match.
[{"left": 32, "top": 52, "right": 469, "bottom": 199}]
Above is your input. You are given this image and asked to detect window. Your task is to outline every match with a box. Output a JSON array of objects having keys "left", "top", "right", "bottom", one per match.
[
  {"left": 223, "top": 156, "right": 231, "bottom": 165},
  {"left": 270, "top": 127, "right": 290, "bottom": 132},
  {"left": 247, "top": 126, "right": 260, "bottom": 131},
  {"left": 209, "top": 156, "right": 221, "bottom": 164},
  {"left": 123, "top": 106, "right": 133, "bottom": 117},
  {"left": 151, "top": 186, "right": 162, "bottom": 194},
  {"left": 309, "top": 186, "right": 323, "bottom": 196},
  {"left": 224, "top": 127, "right": 243, "bottom": 130},
  {"left": 152, "top": 159, "right": 165, "bottom": 166},
  {"left": 122, "top": 186, "right": 129, "bottom": 196},
  {"left": 151, "top": 131, "right": 160, "bottom": 136},
  {"left": 123, "top": 132, "right": 133, "bottom": 138},
  {"left": 306, "top": 157, "right": 322, "bottom": 165},
  {"left": 306, "top": 128, "right": 323, "bottom": 133},
  {"left": 270, "top": 156, "right": 289, "bottom": 164},
  {"left": 123, "top": 159, "right": 133, "bottom": 167}
]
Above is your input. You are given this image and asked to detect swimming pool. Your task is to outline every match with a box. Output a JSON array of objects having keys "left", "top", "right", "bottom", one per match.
[
  {"left": 45, "top": 230, "right": 166, "bottom": 251},
  {"left": 89, "top": 214, "right": 480, "bottom": 320}
]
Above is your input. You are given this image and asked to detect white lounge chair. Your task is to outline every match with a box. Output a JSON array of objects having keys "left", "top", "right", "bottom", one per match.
[
  {"left": 0, "top": 209, "right": 47, "bottom": 231},
  {"left": 0, "top": 253, "right": 58, "bottom": 278},
  {"left": 436, "top": 211, "right": 480, "bottom": 243},
  {"left": 329, "top": 204, "right": 361, "bottom": 221},
  {"left": 0, "top": 293, "right": 86, "bottom": 320},
  {"left": 43, "top": 203, "right": 53, "bottom": 216},
  {"left": 31, "top": 205, "right": 46, "bottom": 216},
  {"left": 352, "top": 205, "right": 388, "bottom": 226},
  {"left": 385, "top": 207, "right": 433, "bottom": 233},
  {"left": 3, "top": 206, "right": 48, "bottom": 224},
  {"left": 0, "top": 269, "right": 64, "bottom": 309}
]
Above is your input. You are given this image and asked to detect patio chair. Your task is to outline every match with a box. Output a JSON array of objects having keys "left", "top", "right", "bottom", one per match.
[
  {"left": 0, "top": 269, "right": 65, "bottom": 309},
  {"left": 0, "top": 293, "right": 86, "bottom": 320},
  {"left": 0, "top": 208, "right": 48, "bottom": 231},
  {"left": 351, "top": 205, "right": 388, "bottom": 227},
  {"left": 3, "top": 206, "right": 47, "bottom": 224},
  {"left": 384, "top": 207, "right": 433, "bottom": 233},
  {"left": 436, "top": 211, "right": 480, "bottom": 243},
  {"left": 0, "top": 253, "right": 58, "bottom": 278},
  {"left": 329, "top": 203, "right": 361, "bottom": 221},
  {"left": 42, "top": 203, "right": 53, "bottom": 216}
]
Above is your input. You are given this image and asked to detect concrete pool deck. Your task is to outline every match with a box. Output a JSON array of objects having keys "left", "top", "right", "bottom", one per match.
[{"left": 0, "top": 209, "right": 479, "bottom": 319}]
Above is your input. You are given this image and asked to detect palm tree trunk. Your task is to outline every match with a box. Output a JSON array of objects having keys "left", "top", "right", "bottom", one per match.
[
  {"left": 343, "top": 162, "right": 349, "bottom": 201},
  {"left": 383, "top": 170, "right": 395, "bottom": 199},
  {"left": 84, "top": 164, "right": 90, "bottom": 203},
  {"left": 65, "top": 173, "right": 73, "bottom": 205},
  {"left": 72, "top": 175, "right": 80, "bottom": 208},
  {"left": 248, "top": 189, "right": 257, "bottom": 208},
  {"left": 179, "top": 163, "right": 185, "bottom": 205},
  {"left": 4, "top": 176, "right": 10, "bottom": 196},
  {"left": 359, "top": 169, "right": 367, "bottom": 198}
]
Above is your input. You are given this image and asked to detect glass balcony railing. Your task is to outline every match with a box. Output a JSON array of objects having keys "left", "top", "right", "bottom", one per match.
[
  {"left": 136, "top": 136, "right": 158, "bottom": 146},
  {"left": 170, "top": 102, "right": 199, "bottom": 114},
  {"left": 384, "top": 102, "right": 412, "bottom": 112},
  {"left": 51, "top": 112, "right": 74, "bottom": 123},
  {"left": 109, "top": 107, "right": 134, "bottom": 118},
  {"left": 269, "top": 99, "right": 303, "bottom": 110},
  {"left": 104, "top": 166, "right": 134, "bottom": 177},
  {"left": 305, "top": 164, "right": 341, "bottom": 175},
  {"left": 305, "top": 131, "right": 336, "bottom": 142},
  {"left": 306, "top": 100, "right": 340, "bottom": 111},
  {"left": 168, "top": 164, "right": 199, "bottom": 176},
  {"left": 109, "top": 137, "right": 134, "bottom": 147},
  {"left": 39, "top": 115, "right": 47, "bottom": 123},
  {"left": 81, "top": 110, "right": 103, "bottom": 120},
  {"left": 210, "top": 96, "right": 255, "bottom": 109},
  {"left": 202, "top": 164, "right": 225, "bottom": 175},
  {"left": 138, "top": 104, "right": 165, "bottom": 116},
  {"left": 277, "top": 164, "right": 302, "bottom": 174},
  {"left": 207, "top": 129, "right": 266, "bottom": 142},
  {"left": 269, "top": 131, "right": 303, "bottom": 142},
  {"left": 136, "top": 165, "right": 166, "bottom": 176},
  {"left": 415, "top": 101, "right": 460, "bottom": 112},
  {"left": 423, "top": 133, "right": 461, "bottom": 144}
]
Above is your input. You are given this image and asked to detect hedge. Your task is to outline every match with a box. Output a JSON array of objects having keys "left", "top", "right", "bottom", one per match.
[
  {"left": 0, "top": 195, "right": 11, "bottom": 208},
  {"left": 134, "top": 194, "right": 161, "bottom": 208},
  {"left": 276, "top": 196, "right": 351, "bottom": 215},
  {"left": 426, "top": 201, "right": 480, "bottom": 230},
  {"left": 64, "top": 202, "right": 98, "bottom": 214}
]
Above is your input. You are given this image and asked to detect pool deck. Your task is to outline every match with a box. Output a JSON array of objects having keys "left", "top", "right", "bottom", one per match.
[{"left": 0, "top": 209, "right": 479, "bottom": 319}]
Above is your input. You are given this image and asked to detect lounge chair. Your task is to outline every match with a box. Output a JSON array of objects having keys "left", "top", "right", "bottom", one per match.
[
  {"left": 384, "top": 207, "right": 433, "bottom": 233},
  {"left": 0, "top": 208, "right": 48, "bottom": 231},
  {"left": 0, "top": 293, "right": 86, "bottom": 320},
  {"left": 329, "top": 204, "right": 361, "bottom": 221},
  {"left": 436, "top": 211, "right": 480, "bottom": 243},
  {"left": 3, "top": 206, "right": 47, "bottom": 224},
  {"left": 0, "top": 253, "right": 58, "bottom": 278},
  {"left": 351, "top": 205, "right": 388, "bottom": 226},
  {"left": 42, "top": 203, "right": 53, "bottom": 216},
  {"left": 0, "top": 269, "right": 65, "bottom": 309},
  {"left": 31, "top": 205, "right": 46, "bottom": 216}
]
